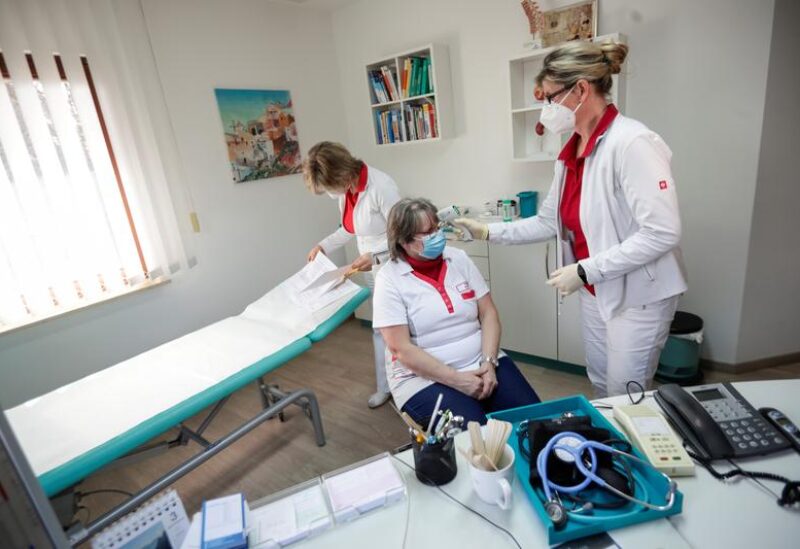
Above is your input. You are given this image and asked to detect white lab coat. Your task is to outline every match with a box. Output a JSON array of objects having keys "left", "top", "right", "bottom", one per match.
[
  {"left": 318, "top": 164, "right": 401, "bottom": 257},
  {"left": 489, "top": 114, "right": 687, "bottom": 322},
  {"left": 318, "top": 163, "right": 400, "bottom": 396}
]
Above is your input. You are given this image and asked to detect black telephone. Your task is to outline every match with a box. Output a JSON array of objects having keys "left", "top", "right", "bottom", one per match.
[{"left": 654, "top": 382, "right": 791, "bottom": 460}]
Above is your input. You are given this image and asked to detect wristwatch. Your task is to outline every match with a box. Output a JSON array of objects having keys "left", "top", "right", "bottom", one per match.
[
  {"left": 482, "top": 355, "right": 500, "bottom": 367},
  {"left": 577, "top": 263, "right": 588, "bottom": 284}
]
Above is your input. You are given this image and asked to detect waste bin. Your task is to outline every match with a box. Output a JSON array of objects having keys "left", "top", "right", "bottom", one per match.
[{"left": 656, "top": 311, "right": 703, "bottom": 384}]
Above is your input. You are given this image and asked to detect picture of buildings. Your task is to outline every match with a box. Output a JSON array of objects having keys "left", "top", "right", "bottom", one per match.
[{"left": 214, "top": 89, "right": 302, "bottom": 182}]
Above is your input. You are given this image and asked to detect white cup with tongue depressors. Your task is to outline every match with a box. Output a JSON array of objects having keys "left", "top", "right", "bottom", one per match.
[{"left": 467, "top": 443, "right": 515, "bottom": 509}]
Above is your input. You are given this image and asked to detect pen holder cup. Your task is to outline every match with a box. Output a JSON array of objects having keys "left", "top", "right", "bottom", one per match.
[{"left": 412, "top": 436, "right": 457, "bottom": 486}]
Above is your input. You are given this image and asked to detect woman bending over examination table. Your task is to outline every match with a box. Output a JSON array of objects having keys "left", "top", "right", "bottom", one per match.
[
  {"left": 372, "top": 198, "right": 540, "bottom": 426},
  {"left": 303, "top": 142, "right": 401, "bottom": 409}
]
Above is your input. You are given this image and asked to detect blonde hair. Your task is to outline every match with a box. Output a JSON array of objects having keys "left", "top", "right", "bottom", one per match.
[
  {"left": 536, "top": 41, "right": 628, "bottom": 95},
  {"left": 386, "top": 198, "right": 438, "bottom": 261},
  {"left": 302, "top": 141, "right": 362, "bottom": 194}
]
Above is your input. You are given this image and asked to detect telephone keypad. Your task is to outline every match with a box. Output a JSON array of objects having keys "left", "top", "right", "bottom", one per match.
[
  {"left": 648, "top": 435, "right": 681, "bottom": 459},
  {"left": 715, "top": 411, "right": 787, "bottom": 456},
  {"left": 700, "top": 389, "right": 789, "bottom": 456}
]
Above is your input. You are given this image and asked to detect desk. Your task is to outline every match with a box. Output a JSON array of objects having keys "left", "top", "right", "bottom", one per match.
[
  {"left": 243, "top": 380, "right": 800, "bottom": 548},
  {"left": 613, "top": 379, "right": 799, "bottom": 549}
]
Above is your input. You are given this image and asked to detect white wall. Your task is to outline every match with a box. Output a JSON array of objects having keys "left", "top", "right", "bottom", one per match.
[
  {"left": 0, "top": 0, "right": 786, "bottom": 408},
  {"left": 0, "top": 0, "right": 347, "bottom": 407},
  {"left": 737, "top": 0, "right": 800, "bottom": 363},
  {"left": 330, "top": 0, "right": 775, "bottom": 364}
]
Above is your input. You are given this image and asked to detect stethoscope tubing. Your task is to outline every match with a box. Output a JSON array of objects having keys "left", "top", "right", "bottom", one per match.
[{"left": 537, "top": 431, "right": 677, "bottom": 516}]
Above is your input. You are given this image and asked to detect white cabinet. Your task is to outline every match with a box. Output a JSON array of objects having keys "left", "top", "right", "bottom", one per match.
[
  {"left": 489, "top": 241, "right": 587, "bottom": 368},
  {"left": 446, "top": 239, "right": 490, "bottom": 283},
  {"left": 556, "top": 286, "right": 586, "bottom": 367},
  {"left": 488, "top": 241, "right": 557, "bottom": 360}
]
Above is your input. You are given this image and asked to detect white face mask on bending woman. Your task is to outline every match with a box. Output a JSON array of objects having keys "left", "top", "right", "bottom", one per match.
[{"left": 539, "top": 86, "right": 583, "bottom": 134}]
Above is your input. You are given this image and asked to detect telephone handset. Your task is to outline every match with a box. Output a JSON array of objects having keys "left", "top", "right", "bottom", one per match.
[{"left": 654, "top": 382, "right": 790, "bottom": 460}]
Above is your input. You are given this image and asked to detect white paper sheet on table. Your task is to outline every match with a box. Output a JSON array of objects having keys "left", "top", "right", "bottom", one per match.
[
  {"left": 284, "top": 253, "right": 358, "bottom": 312},
  {"left": 300, "top": 263, "right": 352, "bottom": 293}
]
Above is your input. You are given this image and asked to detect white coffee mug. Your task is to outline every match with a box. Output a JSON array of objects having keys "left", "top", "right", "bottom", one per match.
[{"left": 467, "top": 443, "right": 515, "bottom": 509}]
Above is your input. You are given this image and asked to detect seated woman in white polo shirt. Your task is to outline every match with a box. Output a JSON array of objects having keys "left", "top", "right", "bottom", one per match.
[{"left": 373, "top": 198, "right": 541, "bottom": 425}]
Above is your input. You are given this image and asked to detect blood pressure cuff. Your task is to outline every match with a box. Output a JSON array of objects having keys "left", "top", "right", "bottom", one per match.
[{"left": 528, "top": 416, "right": 614, "bottom": 489}]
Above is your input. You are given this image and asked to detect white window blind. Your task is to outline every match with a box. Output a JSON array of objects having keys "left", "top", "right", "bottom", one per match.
[{"left": 0, "top": 0, "right": 196, "bottom": 332}]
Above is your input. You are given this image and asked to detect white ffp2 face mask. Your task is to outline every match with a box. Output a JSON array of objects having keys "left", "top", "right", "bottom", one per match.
[{"left": 539, "top": 87, "right": 583, "bottom": 135}]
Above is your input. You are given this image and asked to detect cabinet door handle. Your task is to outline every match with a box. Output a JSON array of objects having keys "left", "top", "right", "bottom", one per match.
[{"left": 545, "top": 241, "right": 550, "bottom": 278}]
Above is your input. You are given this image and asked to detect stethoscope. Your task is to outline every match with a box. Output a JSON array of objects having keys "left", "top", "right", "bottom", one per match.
[{"left": 537, "top": 431, "right": 678, "bottom": 529}]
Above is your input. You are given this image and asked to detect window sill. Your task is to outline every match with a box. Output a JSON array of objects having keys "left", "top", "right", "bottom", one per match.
[{"left": 0, "top": 277, "right": 171, "bottom": 337}]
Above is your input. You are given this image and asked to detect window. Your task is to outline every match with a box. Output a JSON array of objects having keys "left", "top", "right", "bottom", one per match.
[{"left": 0, "top": 50, "right": 158, "bottom": 332}]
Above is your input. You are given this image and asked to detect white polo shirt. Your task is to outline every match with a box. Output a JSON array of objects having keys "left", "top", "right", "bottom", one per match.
[{"left": 372, "top": 246, "right": 491, "bottom": 409}]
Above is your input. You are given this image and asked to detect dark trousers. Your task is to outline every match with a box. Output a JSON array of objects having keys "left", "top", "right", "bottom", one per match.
[{"left": 401, "top": 356, "right": 540, "bottom": 426}]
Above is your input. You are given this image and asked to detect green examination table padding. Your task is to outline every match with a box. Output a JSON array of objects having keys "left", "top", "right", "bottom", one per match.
[
  {"left": 38, "top": 338, "right": 312, "bottom": 497},
  {"left": 307, "top": 286, "right": 370, "bottom": 342},
  {"left": 35, "top": 287, "right": 370, "bottom": 497}
]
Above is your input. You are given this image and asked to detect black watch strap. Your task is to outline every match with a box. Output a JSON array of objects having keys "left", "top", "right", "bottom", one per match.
[{"left": 577, "top": 263, "right": 588, "bottom": 284}]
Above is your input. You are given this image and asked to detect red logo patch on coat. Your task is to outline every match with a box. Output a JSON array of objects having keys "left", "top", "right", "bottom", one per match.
[
  {"left": 456, "top": 281, "right": 475, "bottom": 300},
  {"left": 659, "top": 180, "right": 668, "bottom": 190}
]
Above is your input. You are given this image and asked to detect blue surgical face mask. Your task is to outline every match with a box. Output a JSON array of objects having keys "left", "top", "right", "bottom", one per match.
[{"left": 419, "top": 229, "right": 446, "bottom": 259}]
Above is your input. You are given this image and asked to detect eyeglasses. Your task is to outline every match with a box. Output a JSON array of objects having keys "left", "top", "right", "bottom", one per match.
[
  {"left": 544, "top": 86, "right": 572, "bottom": 105},
  {"left": 412, "top": 227, "right": 438, "bottom": 240}
]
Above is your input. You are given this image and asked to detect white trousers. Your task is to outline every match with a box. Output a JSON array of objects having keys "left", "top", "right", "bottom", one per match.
[
  {"left": 579, "top": 288, "right": 679, "bottom": 398},
  {"left": 364, "top": 270, "right": 390, "bottom": 394}
]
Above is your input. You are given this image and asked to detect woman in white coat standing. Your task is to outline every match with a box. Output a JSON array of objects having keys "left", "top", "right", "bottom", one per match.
[
  {"left": 459, "top": 41, "right": 687, "bottom": 398},
  {"left": 304, "top": 142, "right": 402, "bottom": 408}
]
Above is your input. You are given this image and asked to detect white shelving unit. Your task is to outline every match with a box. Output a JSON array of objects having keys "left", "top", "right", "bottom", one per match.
[
  {"left": 366, "top": 44, "right": 452, "bottom": 146},
  {"left": 508, "top": 33, "right": 626, "bottom": 162}
]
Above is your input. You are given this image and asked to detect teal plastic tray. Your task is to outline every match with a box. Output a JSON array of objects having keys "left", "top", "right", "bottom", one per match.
[{"left": 488, "top": 395, "right": 683, "bottom": 545}]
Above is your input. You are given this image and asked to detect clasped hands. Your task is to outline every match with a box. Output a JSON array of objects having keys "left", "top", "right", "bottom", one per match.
[{"left": 451, "top": 362, "right": 498, "bottom": 400}]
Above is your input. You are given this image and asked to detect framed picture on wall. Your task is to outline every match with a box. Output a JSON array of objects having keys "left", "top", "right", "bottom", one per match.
[
  {"left": 214, "top": 89, "right": 302, "bottom": 183},
  {"left": 541, "top": 0, "right": 598, "bottom": 47}
]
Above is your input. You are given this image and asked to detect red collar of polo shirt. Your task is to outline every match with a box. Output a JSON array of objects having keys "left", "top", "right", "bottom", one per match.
[
  {"left": 342, "top": 163, "right": 368, "bottom": 234},
  {"left": 401, "top": 251, "right": 455, "bottom": 314},
  {"left": 352, "top": 162, "right": 368, "bottom": 194},
  {"left": 405, "top": 253, "right": 444, "bottom": 281},
  {"left": 558, "top": 104, "right": 619, "bottom": 167}
]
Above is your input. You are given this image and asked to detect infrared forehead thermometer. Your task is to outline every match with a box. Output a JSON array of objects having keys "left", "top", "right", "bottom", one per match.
[{"left": 437, "top": 205, "right": 474, "bottom": 241}]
